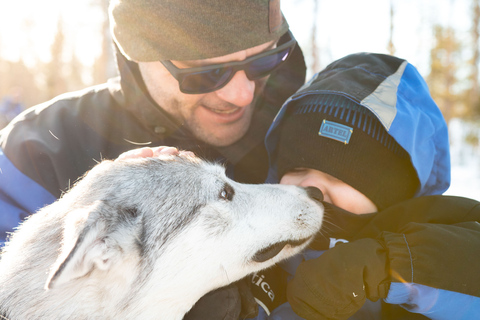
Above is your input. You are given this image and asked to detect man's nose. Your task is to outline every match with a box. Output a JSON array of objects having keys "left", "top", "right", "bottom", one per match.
[{"left": 214, "top": 70, "right": 255, "bottom": 107}]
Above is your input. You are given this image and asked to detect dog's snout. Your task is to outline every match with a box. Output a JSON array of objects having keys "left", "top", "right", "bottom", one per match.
[{"left": 304, "top": 186, "right": 323, "bottom": 202}]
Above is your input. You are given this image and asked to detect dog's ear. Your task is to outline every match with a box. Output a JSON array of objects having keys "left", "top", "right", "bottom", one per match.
[{"left": 45, "top": 201, "right": 141, "bottom": 289}]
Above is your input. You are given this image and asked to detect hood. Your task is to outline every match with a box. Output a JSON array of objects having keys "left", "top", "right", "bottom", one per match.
[{"left": 266, "top": 52, "right": 450, "bottom": 197}]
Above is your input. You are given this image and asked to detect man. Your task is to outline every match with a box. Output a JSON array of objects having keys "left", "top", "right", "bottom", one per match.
[{"left": 0, "top": 0, "right": 306, "bottom": 318}]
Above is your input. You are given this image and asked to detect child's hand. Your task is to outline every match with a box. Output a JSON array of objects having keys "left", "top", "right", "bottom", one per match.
[{"left": 287, "top": 238, "right": 390, "bottom": 320}]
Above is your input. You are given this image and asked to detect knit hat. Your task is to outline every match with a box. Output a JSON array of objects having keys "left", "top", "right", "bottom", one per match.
[
  {"left": 275, "top": 93, "right": 419, "bottom": 210},
  {"left": 109, "top": 0, "right": 289, "bottom": 62}
]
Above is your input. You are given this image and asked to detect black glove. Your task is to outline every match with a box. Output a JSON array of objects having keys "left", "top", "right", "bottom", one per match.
[
  {"left": 308, "top": 202, "right": 376, "bottom": 251},
  {"left": 183, "top": 277, "right": 258, "bottom": 320},
  {"left": 287, "top": 238, "right": 390, "bottom": 320}
]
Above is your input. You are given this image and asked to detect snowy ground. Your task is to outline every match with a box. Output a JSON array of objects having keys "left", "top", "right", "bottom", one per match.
[
  {"left": 447, "top": 164, "right": 480, "bottom": 201},
  {"left": 444, "top": 119, "right": 480, "bottom": 201}
]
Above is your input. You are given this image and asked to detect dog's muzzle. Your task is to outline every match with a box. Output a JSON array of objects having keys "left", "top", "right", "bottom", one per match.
[{"left": 251, "top": 186, "right": 323, "bottom": 263}]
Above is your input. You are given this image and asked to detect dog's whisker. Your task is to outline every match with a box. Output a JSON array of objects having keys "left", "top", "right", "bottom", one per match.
[
  {"left": 221, "top": 264, "right": 230, "bottom": 283},
  {"left": 123, "top": 139, "right": 152, "bottom": 146}
]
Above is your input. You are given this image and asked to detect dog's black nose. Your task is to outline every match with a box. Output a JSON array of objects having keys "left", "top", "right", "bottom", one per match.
[{"left": 304, "top": 186, "right": 323, "bottom": 202}]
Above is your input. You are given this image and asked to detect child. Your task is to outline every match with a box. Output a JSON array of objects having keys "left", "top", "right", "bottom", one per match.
[{"left": 250, "top": 53, "right": 480, "bottom": 319}]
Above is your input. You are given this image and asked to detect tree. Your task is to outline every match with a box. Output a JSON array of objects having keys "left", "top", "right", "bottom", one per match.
[
  {"left": 427, "top": 25, "right": 462, "bottom": 124},
  {"left": 387, "top": 0, "right": 396, "bottom": 55},
  {"left": 92, "top": 0, "right": 117, "bottom": 85},
  {"left": 67, "top": 53, "right": 85, "bottom": 92},
  {"left": 310, "top": 0, "right": 320, "bottom": 74},
  {"left": 468, "top": 0, "right": 480, "bottom": 118},
  {"left": 45, "top": 19, "right": 67, "bottom": 100}
]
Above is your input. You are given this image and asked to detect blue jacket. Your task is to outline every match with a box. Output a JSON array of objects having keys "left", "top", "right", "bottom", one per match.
[{"left": 255, "top": 53, "right": 480, "bottom": 319}]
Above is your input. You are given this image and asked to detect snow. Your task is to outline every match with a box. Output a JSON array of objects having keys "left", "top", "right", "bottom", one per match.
[{"left": 444, "top": 119, "right": 480, "bottom": 201}]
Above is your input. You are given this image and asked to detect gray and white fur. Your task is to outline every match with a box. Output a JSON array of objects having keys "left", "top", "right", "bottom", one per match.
[{"left": 0, "top": 154, "right": 323, "bottom": 319}]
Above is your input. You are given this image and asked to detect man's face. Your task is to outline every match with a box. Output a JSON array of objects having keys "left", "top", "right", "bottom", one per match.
[
  {"left": 280, "top": 168, "right": 378, "bottom": 215},
  {"left": 138, "top": 40, "right": 275, "bottom": 147}
]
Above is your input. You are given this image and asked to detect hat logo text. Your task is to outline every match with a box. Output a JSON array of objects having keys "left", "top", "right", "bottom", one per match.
[{"left": 318, "top": 120, "right": 353, "bottom": 144}]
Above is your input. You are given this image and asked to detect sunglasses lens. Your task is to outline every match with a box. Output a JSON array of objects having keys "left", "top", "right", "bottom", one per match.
[
  {"left": 181, "top": 67, "right": 232, "bottom": 93},
  {"left": 246, "top": 48, "right": 292, "bottom": 79},
  {"left": 174, "top": 36, "right": 295, "bottom": 94}
]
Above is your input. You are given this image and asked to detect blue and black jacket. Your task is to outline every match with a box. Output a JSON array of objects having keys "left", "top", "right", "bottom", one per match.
[
  {"left": 253, "top": 53, "right": 480, "bottom": 319},
  {"left": 0, "top": 33, "right": 307, "bottom": 246}
]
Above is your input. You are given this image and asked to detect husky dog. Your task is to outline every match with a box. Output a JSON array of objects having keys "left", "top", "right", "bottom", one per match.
[{"left": 0, "top": 154, "right": 323, "bottom": 320}]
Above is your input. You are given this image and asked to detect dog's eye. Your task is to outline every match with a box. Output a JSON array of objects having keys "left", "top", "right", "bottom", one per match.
[{"left": 219, "top": 183, "right": 234, "bottom": 201}]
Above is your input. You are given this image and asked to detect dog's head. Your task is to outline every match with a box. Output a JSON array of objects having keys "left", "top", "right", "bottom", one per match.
[{"left": 45, "top": 153, "right": 323, "bottom": 305}]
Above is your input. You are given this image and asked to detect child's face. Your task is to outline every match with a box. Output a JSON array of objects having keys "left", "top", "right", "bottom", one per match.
[{"left": 280, "top": 168, "right": 377, "bottom": 214}]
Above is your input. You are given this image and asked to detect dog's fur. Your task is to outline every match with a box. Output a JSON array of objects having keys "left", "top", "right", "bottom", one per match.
[{"left": 0, "top": 154, "right": 323, "bottom": 319}]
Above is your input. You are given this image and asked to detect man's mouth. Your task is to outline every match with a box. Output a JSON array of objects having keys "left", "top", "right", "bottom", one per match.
[
  {"left": 204, "top": 106, "right": 241, "bottom": 114},
  {"left": 199, "top": 104, "right": 249, "bottom": 125}
]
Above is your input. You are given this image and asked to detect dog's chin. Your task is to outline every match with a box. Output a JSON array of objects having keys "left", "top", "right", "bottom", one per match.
[{"left": 251, "top": 237, "right": 312, "bottom": 263}]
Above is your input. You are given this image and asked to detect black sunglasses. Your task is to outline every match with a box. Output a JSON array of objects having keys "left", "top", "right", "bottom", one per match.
[{"left": 161, "top": 31, "right": 296, "bottom": 94}]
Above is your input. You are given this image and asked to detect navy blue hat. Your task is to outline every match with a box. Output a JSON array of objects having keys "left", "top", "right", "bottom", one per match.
[
  {"left": 275, "top": 94, "right": 418, "bottom": 210},
  {"left": 266, "top": 53, "right": 450, "bottom": 209}
]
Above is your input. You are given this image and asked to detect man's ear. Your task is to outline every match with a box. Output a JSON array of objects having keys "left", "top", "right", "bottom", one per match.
[{"left": 45, "top": 201, "right": 141, "bottom": 289}]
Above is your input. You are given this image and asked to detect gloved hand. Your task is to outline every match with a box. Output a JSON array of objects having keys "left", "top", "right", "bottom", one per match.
[
  {"left": 183, "top": 277, "right": 258, "bottom": 320},
  {"left": 308, "top": 202, "right": 376, "bottom": 251},
  {"left": 287, "top": 238, "right": 391, "bottom": 320}
]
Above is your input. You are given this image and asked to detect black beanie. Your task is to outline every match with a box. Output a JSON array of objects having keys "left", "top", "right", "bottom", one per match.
[{"left": 276, "top": 94, "right": 420, "bottom": 210}]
